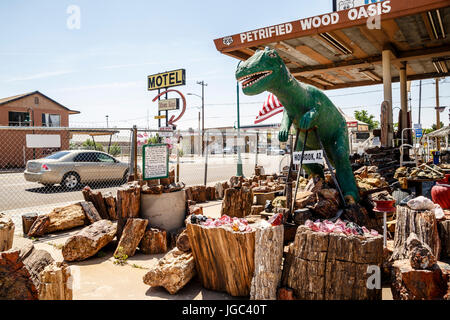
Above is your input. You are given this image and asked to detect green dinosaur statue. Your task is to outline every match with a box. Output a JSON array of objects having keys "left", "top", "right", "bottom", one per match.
[{"left": 236, "top": 47, "right": 360, "bottom": 202}]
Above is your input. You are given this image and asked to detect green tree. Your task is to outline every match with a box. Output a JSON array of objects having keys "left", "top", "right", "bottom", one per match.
[
  {"left": 82, "top": 139, "right": 104, "bottom": 151},
  {"left": 423, "top": 122, "right": 445, "bottom": 134},
  {"left": 108, "top": 143, "right": 121, "bottom": 156},
  {"left": 354, "top": 110, "right": 380, "bottom": 130}
]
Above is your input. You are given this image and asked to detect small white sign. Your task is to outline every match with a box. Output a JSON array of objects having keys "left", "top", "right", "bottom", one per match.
[
  {"left": 293, "top": 150, "right": 324, "bottom": 164},
  {"left": 143, "top": 144, "right": 168, "bottom": 180},
  {"left": 26, "top": 134, "right": 61, "bottom": 148}
]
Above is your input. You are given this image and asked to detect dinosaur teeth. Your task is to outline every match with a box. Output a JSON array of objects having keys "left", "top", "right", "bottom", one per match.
[{"left": 240, "top": 71, "right": 272, "bottom": 88}]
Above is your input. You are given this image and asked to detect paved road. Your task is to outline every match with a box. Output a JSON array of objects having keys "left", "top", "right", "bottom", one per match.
[{"left": 0, "top": 154, "right": 284, "bottom": 214}]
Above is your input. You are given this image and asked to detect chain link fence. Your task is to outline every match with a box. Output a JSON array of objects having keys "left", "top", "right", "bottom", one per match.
[{"left": 0, "top": 125, "right": 291, "bottom": 219}]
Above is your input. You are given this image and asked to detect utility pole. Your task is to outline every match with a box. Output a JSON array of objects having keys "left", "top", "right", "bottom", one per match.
[
  {"left": 106, "top": 115, "right": 109, "bottom": 128},
  {"left": 435, "top": 78, "right": 441, "bottom": 151},
  {"left": 418, "top": 80, "right": 422, "bottom": 125},
  {"left": 236, "top": 81, "right": 243, "bottom": 177},
  {"left": 197, "top": 81, "right": 208, "bottom": 154}
]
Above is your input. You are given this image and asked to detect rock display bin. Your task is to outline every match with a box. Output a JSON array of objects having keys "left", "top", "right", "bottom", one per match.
[
  {"left": 141, "top": 190, "right": 186, "bottom": 232},
  {"left": 186, "top": 221, "right": 256, "bottom": 297},
  {"left": 0, "top": 213, "right": 14, "bottom": 252},
  {"left": 284, "top": 226, "right": 383, "bottom": 300}
]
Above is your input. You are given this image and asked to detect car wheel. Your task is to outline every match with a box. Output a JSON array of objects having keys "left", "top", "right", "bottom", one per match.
[{"left": 62, "top": 172, "right": 80, "bottom": 190}]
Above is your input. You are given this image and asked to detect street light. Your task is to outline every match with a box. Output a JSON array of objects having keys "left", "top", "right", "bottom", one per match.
[{"left": 187, "top": 82, "right": 207, "bottom": 154}]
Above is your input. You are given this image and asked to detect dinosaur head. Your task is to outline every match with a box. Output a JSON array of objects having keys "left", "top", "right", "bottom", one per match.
[{"left": 236, "top": 47, "right": 288, "bottom": 96}]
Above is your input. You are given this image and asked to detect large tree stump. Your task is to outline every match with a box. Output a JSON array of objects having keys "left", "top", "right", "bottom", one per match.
[
  {"left": 186, "top": 221, "right": 255, "bottom": 297},
  {"left": 0, "top": 213, "right": 14, "bottom": 252},
  {"left": 139, "top": 227, "right": 167, "bottom": 254},
  {"left": 221, "top": 187, "right": 253, "bottom": 218},
  {"left": 21, "top": 213, "right": 38, "bottom": 236},
  {"left": 82, "top": 186, "right": 109, "bottom": 220},
  {"left": 392, "top": 206, "right": 441, "bottom": 261},
  {"left": 438, "top": 219, "right": 450, "bottom": 259},
  {"left": 79, "top": 201, "right": 102, "bottom": 224},
  {"left": 103, "top": 192, "right": 118, "bottom": 221},
  {"left": 114, "top": 218, "right": 147, "bottom": 258},
  {"left": 390, "top": 259, "right": 448, "bottom": 300},
  {"left": 38, "top": 262, "right": 72, "bottom": 300},
  {"left": 62, "top": 220, "right": 117, "bottom": 262},
  {"left": 284, "top": 226, "right": 383, "bottom": 300},
  {"left": 0, "top": 242, "right": 54, "bottom": 300},
  {"left": 46, "top": 203, "right": 87, "bottom": 234},
  {"left": 27, "top": 215, "right": 50, "bottom": 238},
  {"left": 143, "top": 248, "right": 196, "bottom": 294},
  {"left": 250, "top": 225, "right": 284, "bottom": 300},
  {"left": 116, "top": 183, "right": 141, "bottom": 239}
]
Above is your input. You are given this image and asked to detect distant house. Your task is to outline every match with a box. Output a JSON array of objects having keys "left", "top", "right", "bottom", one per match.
[{"left": 0, "top": 91, "right": 80, "bottom": 168}]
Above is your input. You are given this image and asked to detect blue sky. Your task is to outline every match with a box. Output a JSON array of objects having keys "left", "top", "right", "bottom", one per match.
[{"left": 0, "top": 0, "right": 448, "bottom": 130}]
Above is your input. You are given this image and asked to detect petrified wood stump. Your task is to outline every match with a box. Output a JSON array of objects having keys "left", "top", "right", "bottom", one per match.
[
  {"left": 221, "top": 187, "right": 253, "bottom": 218},
  {"left": 0, "top": 213, "right": 14, "bottom": 251},
  {"left": 390, "top": 259, "right": 448, "bottom": 300},
  {"left": 62, "top": 220, "right": 117, "bottom": 262},
  {"left": 139, "top": 227, "right": 167, "bottom": 254},
  {"left": 82, "top": 186, "right": 109, "bottom": 220},
  {"left": 103, "top": 192, "right": 118, "bottom": 221},
  {"left": 21, "top": 213, "right": 38, "bottom": 236},
  {"left": 114, "top": 218, "right": 147, "bottom": 258},
  {"left": 0, "top": 241, "right": 54, "bottom": 300},
  {"left": 392, "top": 206, "right": 441, "bottom": 261},
  {"left": 38, "top": 262, "right": 72, "bottom": 300},
  {"left": 186, "top": 222, "right": 255, "bottom": 297},
  {"left": 116, "top": 183, "right": 141, "bottom": 239},
  {"left": 79, "top": 201, "right": 102, "bottom": 224},
  {"left": 143, "top": 248, "right": 196, "bottom": 294},
  {"left": 284, "top": 226, "right": 383, "bottom": 300},
  {"left": 438, "top": 219, "right": 450, "bottom": 259},
  {"left": 176, "top": 229, "right": 190, "bottom": 252},
  {"left": 250, "top": 225, "right": 284, "bottom": 300}
]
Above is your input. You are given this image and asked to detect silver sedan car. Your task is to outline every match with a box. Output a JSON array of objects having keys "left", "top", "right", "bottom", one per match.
[{"left": 24, "top": 150, "right": 129, "bottom": 189}]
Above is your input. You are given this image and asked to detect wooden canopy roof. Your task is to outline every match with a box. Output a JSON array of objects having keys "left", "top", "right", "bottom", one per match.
[{"left": 213, "top": 0, "right": 450, "bottom": 90}]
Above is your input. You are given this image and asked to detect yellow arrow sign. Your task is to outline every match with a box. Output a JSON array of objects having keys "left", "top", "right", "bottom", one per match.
[{"left": 154, "top": 115, "right": 166, "bottom": 120}]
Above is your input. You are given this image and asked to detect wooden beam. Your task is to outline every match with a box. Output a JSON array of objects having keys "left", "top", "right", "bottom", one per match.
[
  {"left": 421, "top": 12, "right": 435, "bottom": 41},
  {"left": 295, "top": 45, "right": 333, "bottom": 65},
  {"left": 321, "top": 71, "right": 450, "bottom": 90},
  {"left": 331, "top": 30, "right": 369, "bottom": 59},
  {"left": 294, "top": 76, "right": 326, "bottom": 90},
  {"left": 290, "top": 44, "right": 450, "bottom": 75},
  {"left": 276, "top": 42, "right": 318, "bottom": 65},
  {"left": 380, "top": 19, "right": 410, "bottom": 51}
]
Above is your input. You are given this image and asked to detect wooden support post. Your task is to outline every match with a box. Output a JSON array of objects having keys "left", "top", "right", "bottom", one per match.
[{"left": 382, "top": 49, "right": 393, "bottom": 147}]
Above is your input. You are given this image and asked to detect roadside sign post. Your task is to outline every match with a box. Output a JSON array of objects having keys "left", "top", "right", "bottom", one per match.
[{"left": 142, "top": 144, "right": 169, "bottom": 181}]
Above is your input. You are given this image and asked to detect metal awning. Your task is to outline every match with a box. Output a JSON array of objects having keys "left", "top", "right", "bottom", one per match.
[
  {"left": 424, "top": 125, "right": 450, "bottom": 137},
  {"left": 213, "top": 0, "right": 450, "bottom": 90}
]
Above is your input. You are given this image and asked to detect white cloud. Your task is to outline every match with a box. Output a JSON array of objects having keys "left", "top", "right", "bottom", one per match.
[{"left": 5, "top": 70, "right": 75, "bottom": 82}]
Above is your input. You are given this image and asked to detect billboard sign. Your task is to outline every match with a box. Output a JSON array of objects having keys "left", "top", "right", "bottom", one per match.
[
  {"left": 333, "top": 0, "right": 386, "bottom": 11},
  {"left": 148, "top": 69, "right": 186, "bottom": 91}
]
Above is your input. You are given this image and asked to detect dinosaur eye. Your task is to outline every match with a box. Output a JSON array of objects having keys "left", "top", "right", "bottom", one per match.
[{"left": 268, "top": 51, "right": 277, "bottom": 58}]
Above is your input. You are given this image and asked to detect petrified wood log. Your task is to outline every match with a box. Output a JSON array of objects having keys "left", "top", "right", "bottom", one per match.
[
  {"left": 46, "top": 203, "right": 87, "bottom": 234},
  {"left": 116, "top": 183, "right": 141, "bottom": 239},
  {"left": 438, "top": 219, "right": 450, "bottom": 259},
  {"left": 21, "top": 213, "right": 37, "bottom": 236},
  {"left": 221, "top": 187, "right": 253, "bottom": 218},
  {"left": 284, "top": 226, "right": 383, "bottom": 300},
  {"left": 407, "top": 233, "right": 437, "bottom": 270},
  {"left": 82, "top": 186, "right": 109, "bottom": 220},
  {"left": 139, "top": 227, "right": 167, "bottom": 254},
  {"left": 79, "top": 201, "right": 102, "bottom": 224},
  {"left": 114, "top": 218, "right": 147, "bottom": 258},
  {"left": 62, "top": 220, "right": 117, "bottom": 262},
  {"left": 0, "top": 213, "right": 14, "bottom": 251},
  {"left": 392, "top": 206, "right": 441, "bottom": 261},
  {"left": 143, "top": 248, "right": 196, "bottom": 294},
  {"left": 390, "top": 259, "right": 448, "bottom": 300},
  {"left": 250, "top": 225, "right": 284, "bottom": 300},
  {"left": 215, "top": 182, "right": 224, "bottom": 199},
  {"left": 186, "top": 221, "right": 255, "bottom": 297},
  {"left": 206, "top": 186, "right": 216, "bottom": 201},
  {"left": 0, "top": 242, "right": 54, "bottom": 300},
  {"left": 250, "top": 205, "right": 264, "bottom": 215},
  {"left": 27, "top": 215, "right": 50, "bottom": 238},
  {"left": 176, "top": 229, "right": 190, "bottom": 252},
  {"left": 38, "top": 262, "right": 72, "bottom": 300},
  {"left": 103, "top": 192, "right": 118, "bottom": 221}
]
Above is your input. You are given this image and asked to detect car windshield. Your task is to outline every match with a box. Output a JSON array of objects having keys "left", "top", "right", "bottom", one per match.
[{"left": 44, "top": 151, "right": 70, "bottom": 159}]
